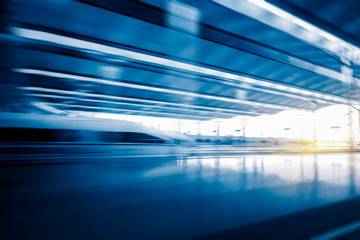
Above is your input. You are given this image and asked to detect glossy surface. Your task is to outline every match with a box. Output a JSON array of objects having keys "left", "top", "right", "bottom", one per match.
[{"left": 2, "top": 152, "right": 360, "bottom": 239}]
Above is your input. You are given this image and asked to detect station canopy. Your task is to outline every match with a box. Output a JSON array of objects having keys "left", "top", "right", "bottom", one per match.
[{"left": 4, "top": 0, "right": 360, "bottom": 120}]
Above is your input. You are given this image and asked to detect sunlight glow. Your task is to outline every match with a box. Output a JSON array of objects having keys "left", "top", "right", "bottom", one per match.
[{"left": 73, "top": 104, "right": 359, "bottom": 145}]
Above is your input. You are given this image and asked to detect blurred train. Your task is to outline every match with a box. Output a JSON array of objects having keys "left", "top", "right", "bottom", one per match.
[
  {"left": 1, "top": 112, "right": 354, "bottom": 159},
  {"left": 0, "top": 112, "right": 192, "bottom": 156}
]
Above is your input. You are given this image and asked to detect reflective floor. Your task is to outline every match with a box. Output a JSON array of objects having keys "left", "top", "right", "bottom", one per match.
[{"left": 2, "top": 152, "right": 360, "bottom": 239}]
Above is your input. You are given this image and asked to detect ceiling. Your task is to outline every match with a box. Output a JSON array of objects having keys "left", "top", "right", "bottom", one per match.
[
  {"left": 2, "top": 0, "right": 360, "bottom": 120},
  {"left": 267, "top": 0, "right": 360, "bottom": 49}
]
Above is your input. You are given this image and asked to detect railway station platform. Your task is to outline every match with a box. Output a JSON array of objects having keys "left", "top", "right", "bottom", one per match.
[{"left": 2, "top": 151, "right": 360, "bottom": 239}]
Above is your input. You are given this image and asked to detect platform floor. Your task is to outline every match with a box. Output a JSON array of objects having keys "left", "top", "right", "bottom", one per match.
[{"left": 2, "top": 151, "right": 360, "bottom": 239}]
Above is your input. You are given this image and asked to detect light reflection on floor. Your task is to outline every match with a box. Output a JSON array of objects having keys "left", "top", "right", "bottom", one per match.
[{"left": 1, "top": 152, "right": 360, "bottom": 239}]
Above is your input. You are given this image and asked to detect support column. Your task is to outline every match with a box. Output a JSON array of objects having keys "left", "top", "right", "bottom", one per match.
[
  {"left": 308, "top": 100, "right": 317, "bottom": 147},
  {"left": 341, "top": 57, "right": 355, "bottom": 149},
  {"left": 348, "top": 105, "right": 354, "bottom": 148}
]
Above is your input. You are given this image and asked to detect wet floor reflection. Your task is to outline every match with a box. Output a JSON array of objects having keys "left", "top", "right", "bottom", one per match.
[
  {"left": 2, "top": 153, "right": 360, "bottom": 239},
  {"left": 172, "top": 154, "right": 360, "bottom": 198}
]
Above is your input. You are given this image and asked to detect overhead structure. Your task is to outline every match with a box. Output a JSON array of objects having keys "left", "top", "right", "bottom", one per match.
[{"left": 1, "top": 0, "right": 360, "bottom": 119}]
